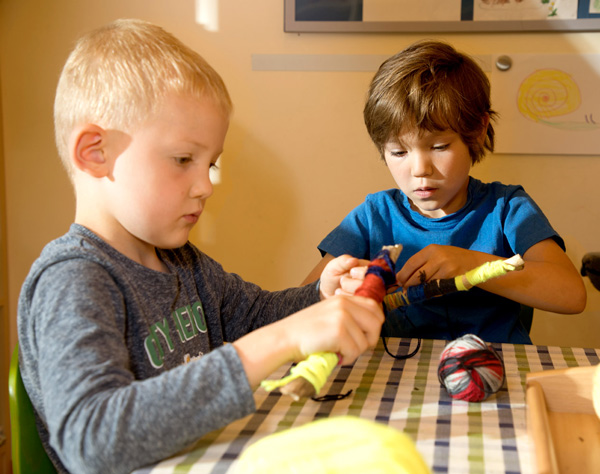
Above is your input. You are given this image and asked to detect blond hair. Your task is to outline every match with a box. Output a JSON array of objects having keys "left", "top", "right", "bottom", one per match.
[
  {"left": 54, "top": 19, "right": 232, "bottom": 176},
  {"left": 364, "top": 40, "right": 496, "bottom": 164}
]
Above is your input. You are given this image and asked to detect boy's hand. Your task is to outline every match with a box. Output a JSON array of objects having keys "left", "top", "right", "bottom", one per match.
[
  {"left": 233, "top": 294, "right": 384, "bottom": 388},
  {"left": 396, "top": 244, "right": 491, "bottom": 288},
  {"left": 284, "top": 295, "right": 384, "bottom": 365},
  {"left": 319, "top": 255, "right": 371, "bottom": 299},
  {"left": 335, "top": 265, "right": 369, "bottom": 296}
]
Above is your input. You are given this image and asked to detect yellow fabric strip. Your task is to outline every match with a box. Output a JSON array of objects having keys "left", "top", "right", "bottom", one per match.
[
  {"left": 237, "top": 416, "right": 431, "bottom": 474},
  {"left": 454, "top": 255, "right": 524, "bottom": 292},
  {"left": 261, "top": 352, "right": 339, "bottom": 395}
]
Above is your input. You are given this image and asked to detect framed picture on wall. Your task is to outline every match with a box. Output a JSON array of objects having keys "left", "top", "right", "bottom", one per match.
[{"left": 284, "top": 0, "right": 600, "bottom": 33}]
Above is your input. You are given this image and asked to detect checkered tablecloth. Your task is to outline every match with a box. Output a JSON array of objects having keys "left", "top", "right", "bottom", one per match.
[{"left": 134, "top": 338, "right": 600, "bottom": 474}]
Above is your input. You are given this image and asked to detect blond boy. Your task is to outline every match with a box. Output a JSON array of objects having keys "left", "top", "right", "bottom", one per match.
[{"left": 18, "top": 19, "right": 382, "bottom": 473}]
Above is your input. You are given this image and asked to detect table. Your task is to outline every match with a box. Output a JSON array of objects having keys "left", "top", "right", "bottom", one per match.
[{"left": 134, "top": 338, "right": 600, "bottom": 474}]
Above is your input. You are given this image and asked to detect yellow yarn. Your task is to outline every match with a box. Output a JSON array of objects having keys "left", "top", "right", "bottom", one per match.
[
  {"left": 261, "top": 352, "right": 339, "bottom": 395},
  {"left": 236, "top": 416, "right": 431, "bottom": 474},
  {"left": 455, "top": 255, "right": 524, "bottom": 292}
]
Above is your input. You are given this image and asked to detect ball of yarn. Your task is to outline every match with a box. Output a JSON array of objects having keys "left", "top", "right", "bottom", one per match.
[
  {"left": 438, "top": 334, "right": 505, "bottom": 402},
  {"left": 236, "top": 416, "right": 430, "bottom": 474}
]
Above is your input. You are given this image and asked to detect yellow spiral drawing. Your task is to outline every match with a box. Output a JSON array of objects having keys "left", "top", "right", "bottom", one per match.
[{"left": 517, "top": 69, "right": 581, "bottom": 123}]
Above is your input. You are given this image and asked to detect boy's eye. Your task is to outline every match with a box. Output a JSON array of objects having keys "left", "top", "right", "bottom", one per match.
[
  {"left": 389, "top": 150, "right": 406, "bottom": 158},
  {"left": 433, "top": 144, "right": 449, "bottom": 151},
  {"left": 174, "top": 156, "right": 192, "bottom": 165}
]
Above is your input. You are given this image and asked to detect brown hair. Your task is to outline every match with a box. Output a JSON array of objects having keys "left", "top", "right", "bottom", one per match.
[{"left": 364, "top": 40, "right": 496, "bottom": 164}]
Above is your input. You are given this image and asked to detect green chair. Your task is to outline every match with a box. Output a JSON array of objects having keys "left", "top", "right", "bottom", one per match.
[{"left": 8, "top": 344, "right": 56, "bottom": 474}]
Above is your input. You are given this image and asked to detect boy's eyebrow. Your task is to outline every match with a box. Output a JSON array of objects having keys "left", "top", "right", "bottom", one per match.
[{"left": 178, "top": 138, "right": 222, "bottom": 153}]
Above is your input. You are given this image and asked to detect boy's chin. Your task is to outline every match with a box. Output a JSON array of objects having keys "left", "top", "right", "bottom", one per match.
[{"left": 154, "top": 235, "right": 191, "bottom": 250}]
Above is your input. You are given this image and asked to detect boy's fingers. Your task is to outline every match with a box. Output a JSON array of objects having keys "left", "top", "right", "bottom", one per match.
[
  {"left": 338, "top": 325, "right": 368, "bottom": 364},
  {"left": 328, "top": 255, "right": 365, "bottom": 277},
  {"left": 349, "top": 265, "right": 367, "bottom": 279},
  {"left": 339, "top": 274, "right": 364, "bottom": 294},
  {"left": 348, "top": 295, "right": 385, "bottom": 328}
]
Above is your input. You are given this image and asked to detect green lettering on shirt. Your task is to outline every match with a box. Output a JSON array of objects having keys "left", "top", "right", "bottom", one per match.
[
  {"left": 173, "top": 305, "right": 197, "bottom": 341},
  {"left": 144, "top": 331, "right": 164, "bottom": 369},
  {"left": 191, "top": 301, "right": 207, "bottom": 333}
]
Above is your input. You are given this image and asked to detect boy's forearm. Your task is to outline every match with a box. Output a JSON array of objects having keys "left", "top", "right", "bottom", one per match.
[
  {"left": 477, "top": 241, "right": 586, "bottom": 313},
  {"left": 479, "top": 259, "right": 586, "bottom": 313},
  {"left": 232, "top": 321, "right": 296, "bottom": 388},
  {"left": 399, "top": 241, "right": 586, "bottom": 314}
]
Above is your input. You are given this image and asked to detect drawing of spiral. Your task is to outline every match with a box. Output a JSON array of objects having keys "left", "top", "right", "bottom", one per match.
[{"left": 517, "top": 69, "right": 581, "bottom": 123}]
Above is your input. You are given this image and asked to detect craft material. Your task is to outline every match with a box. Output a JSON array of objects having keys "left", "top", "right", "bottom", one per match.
[
  {"left": 260, "top": 352, "right": 339, "bottom": 401},
  {"left": 262, "top": 251, "right": 524, "bottom": 401},
  {"left": 437, "top": 334, "right": 505, "bottom": 402},
  {"left": 260, "top": 244, "right": 402, "bottom": 400},
  {"left": 236, "top": 415, "right": 430, "bottom": 474},
  {"left": 384, "top": 254, "right": 525, "bottom": 310}
]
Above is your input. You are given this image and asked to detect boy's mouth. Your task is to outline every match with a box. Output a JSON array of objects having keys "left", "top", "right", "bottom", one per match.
[
  {"left": 183, "top": 211, "right": 201, "bottom": 224},
  {"left": 414, "top": 187, "right": 437, "bottom": 198}
]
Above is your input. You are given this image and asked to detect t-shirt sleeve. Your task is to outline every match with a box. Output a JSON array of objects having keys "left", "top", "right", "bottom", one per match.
[
  {"left": 502, "top": 186, "right": 565, "bottom": 255},
  {"left": 317, "top": 201, "right": 373, "bottom": 259}
]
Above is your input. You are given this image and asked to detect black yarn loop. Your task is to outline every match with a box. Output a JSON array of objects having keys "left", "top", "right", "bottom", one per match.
[
  {"left": 382, "top": 337, "right": 421, "bottom": 360},
  {"left": 311, "top": 389, "right": 353, "bottom": 402}
]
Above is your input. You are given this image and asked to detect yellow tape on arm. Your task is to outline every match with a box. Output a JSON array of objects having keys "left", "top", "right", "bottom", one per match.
[{"left": 261, "top": 352, "right": 338, "bottom": 395}]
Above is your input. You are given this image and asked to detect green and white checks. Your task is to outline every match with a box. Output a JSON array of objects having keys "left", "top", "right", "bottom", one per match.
[{"left": 135, "top": 338, "right": 600, "bottom": 474}]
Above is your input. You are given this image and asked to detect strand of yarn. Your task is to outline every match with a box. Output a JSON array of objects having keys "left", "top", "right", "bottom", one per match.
[
  {"left": 437, "top": 334, "right": 505, "bottom": 402},
  {"left": 384, "top": 254, "right": 524, "bottom": 311}
]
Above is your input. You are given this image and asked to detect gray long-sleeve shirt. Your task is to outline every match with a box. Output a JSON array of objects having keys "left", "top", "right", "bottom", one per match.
[{"left": 18, "top": 224, "right": 319, "bottom": 474}]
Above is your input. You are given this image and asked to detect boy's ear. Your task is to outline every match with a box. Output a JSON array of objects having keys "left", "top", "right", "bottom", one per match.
[
  {"left": 478, "top": 114, "right": 491, "bottom": 144},
  {"left": 72, "top": 124, "right": 110, "bottom": 178}
]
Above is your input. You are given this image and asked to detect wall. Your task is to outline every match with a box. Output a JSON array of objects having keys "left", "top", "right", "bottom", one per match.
[
  {"left": 1, "top": 0, "right": 599, "bottom": 351},
  {"left": 0, "top": 41, "right": 11, "bottom": 472}
]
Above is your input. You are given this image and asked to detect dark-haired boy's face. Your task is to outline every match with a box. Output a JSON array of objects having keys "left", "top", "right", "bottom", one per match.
[{"left": 383, "top": 128, "right": 471, "bottom": 218}]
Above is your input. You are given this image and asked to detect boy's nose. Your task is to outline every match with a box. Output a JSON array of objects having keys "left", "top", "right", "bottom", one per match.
[
  {"left": 191, "top": 170, "right": 214, "bottom": 199},
  {"left": 411, "top": 153, "right": 433, "bottom": 177}
]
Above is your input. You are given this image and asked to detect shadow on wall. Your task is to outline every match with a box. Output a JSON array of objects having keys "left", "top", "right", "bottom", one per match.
[{"left": 189, "top": 120, "right": 297, "bottom": 290}]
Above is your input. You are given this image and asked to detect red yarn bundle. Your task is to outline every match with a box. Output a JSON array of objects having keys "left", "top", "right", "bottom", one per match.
[
  {"left": 437, "top": 334, "right": 505, "bottom": 402},
  {"left": 354, "top": 248, "right": 398, "bottom": 303}
]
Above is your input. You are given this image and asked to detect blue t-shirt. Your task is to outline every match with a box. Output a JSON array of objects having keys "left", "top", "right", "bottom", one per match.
[{"left": 318, "top": 178, "right": 564, "bottom": 344}]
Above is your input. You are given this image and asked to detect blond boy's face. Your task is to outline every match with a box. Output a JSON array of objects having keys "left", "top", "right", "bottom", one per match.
[
  {"left": 383, "top": 128, "right": 472, "bottom": 218},
  {"left": 103, "top": 94, "right": 229, "bottom": 253}
]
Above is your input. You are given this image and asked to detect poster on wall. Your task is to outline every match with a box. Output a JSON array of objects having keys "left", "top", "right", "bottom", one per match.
[
  {"left": 491, "top": 53, "right": 600, "bottom": 155},
  {"left": 285, "top": 0, "right": 600, "bottom": 32},
  {"left": 362, "top": 0, "right": 578, "bottom": 22}
]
